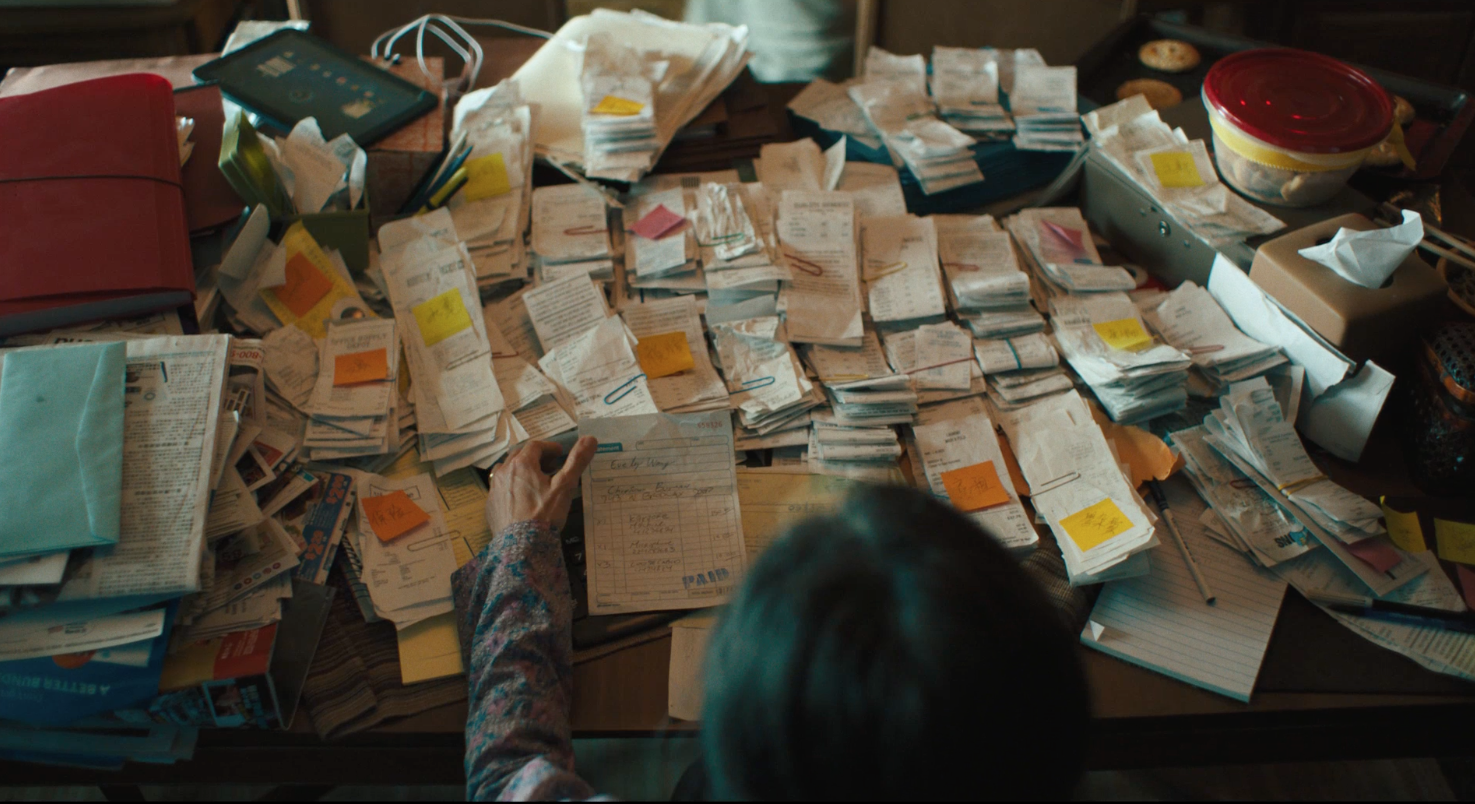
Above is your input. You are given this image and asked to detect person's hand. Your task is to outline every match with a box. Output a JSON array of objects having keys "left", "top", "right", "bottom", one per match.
[{"left": 486, "top": 437, "right": 598, "bottom": 536}]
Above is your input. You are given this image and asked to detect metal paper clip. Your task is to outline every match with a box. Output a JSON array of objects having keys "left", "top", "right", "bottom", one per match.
[
  {"left": 1032, "top": 471, "right": 1081, "bottom": 496},
  {"left": 783, "top": 252, "right": 825, "bottom": 276},
  {"left": 564, "top": 225, "right": 608, "bottom": 236},
  {"left": 867, "top": 261, "right": 909, "bottom": 281}
]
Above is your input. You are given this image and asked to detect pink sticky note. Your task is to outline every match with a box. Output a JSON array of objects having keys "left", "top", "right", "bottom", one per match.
[
  {"left": 1457, "top": 565, "right": 1475, "bottom": 611},
  {"left": 1345, "top": 537, "right": 1403, "bottom": 574},
  {"left": 630, "top": 204, "right": 687, "bottom": 240}
]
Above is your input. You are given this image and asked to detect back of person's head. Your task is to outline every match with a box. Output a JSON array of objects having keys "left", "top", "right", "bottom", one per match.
[{"left": 700, "top": 484, "right": 1090, "bottom": 801}]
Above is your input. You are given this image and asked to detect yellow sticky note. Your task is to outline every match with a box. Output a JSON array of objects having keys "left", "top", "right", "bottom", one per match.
[
  {"left": 636, "top": 331, "right": 695, "bottom": 379},
  {"left": 1381, "top": 498, "right": 1427, "bottom": 554},
  {"left": 334, "top": 347, "right": 389, "bottom": 386},
  {"left": 593, "top": 95, "right": 645, "bottom": 116},
  {"left": 412, "top": 288, "right": 473, "bottom": 347},
  {"left": 1435, "top": 518, "right": 1475, "bottom": 565},
  {"left": 463, "top": 152, "right": 512, "bottom": 202},
  {"left": 1149, "top": 151, "right": 1205, "bottom": 188},
  {"left": 1059, "top": 498, "right": 1133, "bottom": 551},
  {"left": 1093, "top": 318, "right": 1153, "bottom": 351},
  {"left": 940, "top": 461, "right": 1011, "bottom": 512}
]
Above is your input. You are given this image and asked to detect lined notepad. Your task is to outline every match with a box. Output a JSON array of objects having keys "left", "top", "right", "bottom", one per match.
[{"left": 1081, "top": 476, "right": 1288, "bottom": 702}]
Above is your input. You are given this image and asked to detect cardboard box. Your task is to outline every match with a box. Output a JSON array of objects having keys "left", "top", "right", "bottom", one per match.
[{"left": 365, "top": 56, "right": 447, "bottom": 232}]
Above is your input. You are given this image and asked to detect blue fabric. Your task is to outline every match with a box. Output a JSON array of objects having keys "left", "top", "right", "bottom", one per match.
[{"left": 0, "top": 341, "right": 126, "bottom": 556}]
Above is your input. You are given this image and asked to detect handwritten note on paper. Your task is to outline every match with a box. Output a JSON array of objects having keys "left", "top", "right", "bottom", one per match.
[
  {"left": 1436, "top": 519, "right": 1475, "bottom": 565},
  {"left": 362, "top": 489, "right": 431, "bottom": 542},
  {"left": 1381, "top": 499, "right": 1427, "bottom": 554},
  {"left": 593, "top": 95, "right": 645, "bottom": 116},
  {"left": 334, "top": 348, "right": 389, "bottom": 386},
  {"left": 1060, "top": 497, "right": 1133, "bottom": 551},
  {"left": 273, "top": 253, "right": 335, "bottom": 317},
  {"left": 580, "top": 411, "right": 747, "bottom": 614},
  {"left": 1093, "top": 318, "right": 1152, "bottom": 351},
  {"left": 636, "top": 332, "right": 695, "bottom": 379},
  {"left": 464, "top": 152, "right": 513, "bottom": 201},
  {"left": 412, "top": 288, "right": 474, "bottom": 347},
  {"left": 940, "top": 461, "right": 1010, "bottom": 512},
  {"left": 1149, "top": 151, "right": 1205, "bottom": 188}
]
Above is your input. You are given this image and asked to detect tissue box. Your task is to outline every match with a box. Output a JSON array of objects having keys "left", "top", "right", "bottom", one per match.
[{"left": 1250, "top": 213, "right": 1447, "bottom": 364}]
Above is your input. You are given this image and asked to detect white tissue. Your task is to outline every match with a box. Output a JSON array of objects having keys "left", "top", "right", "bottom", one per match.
[{"left": 1297, "top": 210, "right": 1423, "bottom": 289}]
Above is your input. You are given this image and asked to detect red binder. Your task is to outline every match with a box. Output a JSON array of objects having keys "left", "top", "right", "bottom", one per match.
[{"left": 0, "top": 74, "right": 195, "bottom": 337}]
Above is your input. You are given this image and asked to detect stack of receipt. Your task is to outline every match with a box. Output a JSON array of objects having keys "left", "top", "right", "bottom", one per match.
[
  {"left": 1083, "top": 95, "right": 1284, "bottom": 248},
  {"left": 530, "top": 183, "right": 614, "bottom": 280},
  {"left": 911, "top": 397, "right": 1037, "bottom": 553},
  {"left": 347, "top": 470, "right": 457, "bottom": 629},
  {"left": 695, "top": 181, "right": 789, "bottom": 315},
  {"left": 1200, "top": 378, "right": 1424, "bottom": 596},
  {"left": 930, "top": 46, "right": 1013, "bottom": 136},
  {"left": 850, "top": 49, "right": 983, "bottom": 195},
  {"left": 711, "top": 315, "right": 821, "bottom": 439},
  {"left": 882, "top": 321, "right": 987, "bottom": 406},
  {"left": 804, "top": 333, "right": 919, "bottom": 427},
  {"left": 620, "top": 296, "right": 728, "bottom": 414},
  {"left": 1008, "top": 57, "right": 1084, "bottom": 152},
  {"left": 624, "top": 186, "right": 699, "bottom": 292},
  {"left": 861, "top": 214, "right": 948, "bottom": 325},
  {"left": 786, "top": 77, "right": 885, "bottom": 152},
  {"left": 1050, "top": 292, "right": 1191, "bottom": 423},
  {"left": 491, "top": 355, "right": 577, "bottom": 443},
  {"left": 934, "top": 214, "right": 1043, "bottom": 338},
  {"left": 580, "top": 33, "right": 662, "bottom": 182},
  {"left": 446, "top": 80, "right": 536, "bottom": 289},
  {"left": 998, "top": 390, "right": 1158, "bottom": 585},
  {"left": 301, "top": 318, "right": 400, "bottom": 460},
  {"left": 1007, "top": 207, "right": 1136, "bottom": 298},
  {"left": 973, "top": 331, "right": 1073, "bottom": 411},
  {"left": 1143, "top": 281, "right": 1287, "bottom": 393},
  {"left": 808, "top": 408, "right": 902, "bottom": 467}
]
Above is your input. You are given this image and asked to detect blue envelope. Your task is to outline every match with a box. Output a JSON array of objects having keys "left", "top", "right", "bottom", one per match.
[{"left": 0, "top": 341, "right": 126, "bottom": 556}]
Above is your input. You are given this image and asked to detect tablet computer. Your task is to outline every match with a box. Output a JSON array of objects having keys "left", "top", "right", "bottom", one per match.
[{"left": 193, "top": 29, "right": 438, "bottom": 146}]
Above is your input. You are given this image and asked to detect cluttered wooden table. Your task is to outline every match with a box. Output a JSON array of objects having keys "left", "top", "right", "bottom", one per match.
[{"left": 3, "top": 10, "right": 1475, "bottom": 791}]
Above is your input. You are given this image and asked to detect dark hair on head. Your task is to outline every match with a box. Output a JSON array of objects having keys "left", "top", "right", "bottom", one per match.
[{"left": 700, "top": 484, "right": 1090, "bottom": 801}]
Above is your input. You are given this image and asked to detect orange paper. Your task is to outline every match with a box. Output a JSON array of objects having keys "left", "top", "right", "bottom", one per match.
[
  {"left": 636, "top": 331, "right": 695, "bottom": 379},
  {"left": 1092, "top": 407, "right": 1183, "bottom": 488},
  {"left": 940, "top": 461, "right": 1011, "bottom": 512},
  {"left": 361, "top": 490, "right": 430, "bottom": 543},
  {"left": 273, "top": 252, "right": 334, "bottom": 318},
  {"left": 995, "top": 431, "right": 1031, "bottom": 498},
  {"left": 334, "top": 347, "right": 389, "bottom": 386}
]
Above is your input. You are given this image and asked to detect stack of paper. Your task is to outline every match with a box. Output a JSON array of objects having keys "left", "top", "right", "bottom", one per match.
[
  {"left": 786, "top": 78, "right": 885, "bottom": 152},
  {"left": 539, "top": 316, "right": 660, "bottom": 421},
  {"left": 864, "top": 47, "right": 928, "bottom": 95},
  {"left": 861, "top": 214, "right": 948, "bottom": 325},
  {"left": 580, "top": 33, "right": 662, "bottom": 180},
  {"left": 1007, "top": 207, "right": 1136, "bottom": 298},
  {"left": 934, "top": 214, "right": 1044, "bottom": 337},
  {"left": 1009, "top": 58, "right": 1083, "bottom": 152},
  {"left": 530, "top": 184, "right": 613, "bottom": 279},
  {"left": 849, "top": 51, "right": 983, "bottom": 195},
  {"left": 301, "top": 319, "right": 399, "bottom": 459},
  {"left": 378, "top": 218, "right": 511, "bottom": 475},
  {"left": 1050, "top": 292, "right": 1191, "bottom": 423},
  {"left": 711, "top": 315, "right": 820, "bottom": 437},
  {"left": 696, "top": 181, "right": 790, "bottom": 315},
  {"left": 997, "top": 390, "right": 1158, "bottom": 585},
  {"left": 776, "top": 191, "right": 865, "bottom": 346},
  {"left": 513, "top": 9, "right": 751, "bottom": 183},
  {"left": 447, "top": 79, "right": 536, "bottom": 289},
  {"left": 804, "top": 333, "right": 919, "bottom": 427},
  {"left": 973, "top": 332, "right": 1074, "bottom": 411},
  {"left": 621, "top": 296, "right": 728, "bottom": 414},
  {"left": 1143, "top": 281, "right": 1287, "bottom": 393},
  {"left": 1200, "top": 378, "right": 1425, "bottom": 596},
  {"left": 1169, "top": 424, "right": 1317, "bottom": 568},
  {"left": 492, "top": 357, "right": 577, "bottom": 443},
  {"left": 912, "top": 397, "right": 1037, "bottom": 553},
  {"left": 882, "top": 321, "right": 978, "bottom": 397},
  {"left": 808, "top": 409, "right": 902, "bottom": 466},
  {"left": 625, "top": 187, "right": 699, "bottom": 289},
  {"left": 930, "top": 46, "right": 1013, "bottom": 135},
  {"left": 1083, "top": 96, "right": 1284, "bottom": 248},
  {"left": 350, "top": 471, "right": 457, "bottom": 629}
]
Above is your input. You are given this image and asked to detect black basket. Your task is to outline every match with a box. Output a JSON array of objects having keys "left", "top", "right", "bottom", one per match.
[{"left": 1401, "top": 322, "right": 1475, "bottom": 496}]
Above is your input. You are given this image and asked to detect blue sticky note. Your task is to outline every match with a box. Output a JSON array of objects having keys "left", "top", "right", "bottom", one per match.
[{"left": 0, "top": 341, "right": 126, "bottom": 556}]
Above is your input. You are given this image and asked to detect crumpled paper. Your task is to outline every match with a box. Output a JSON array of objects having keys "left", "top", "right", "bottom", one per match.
[{"left": 1298, "top": 209, "right": 1423, "bottom": 289}]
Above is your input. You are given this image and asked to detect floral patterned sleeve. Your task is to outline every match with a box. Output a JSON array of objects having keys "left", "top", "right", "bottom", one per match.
[{"left": 451, "top": 519, "right": 598, "bottom": 801}]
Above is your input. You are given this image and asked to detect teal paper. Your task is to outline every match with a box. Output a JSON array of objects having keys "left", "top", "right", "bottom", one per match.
[{"left": 0, "top": 342, "right": 126, "bottom": 556}]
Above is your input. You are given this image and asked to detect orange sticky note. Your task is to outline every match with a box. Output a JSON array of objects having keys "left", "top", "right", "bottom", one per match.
[
  {"left": 334, "top": 347, "right": 389, "bottom": 386},
  {"left": 272, "top": 252, "right": 334, "bottom": 317},
  {"left": 592, "top": 95, "right": 645, "bottom": 116},
  {"left": 464, "top": 152, "right": 512, "bottom": 201},
  {"left": 1149, "top": 151, "right": 1204, "bottom": 188},
  {"left": 939, "top": 461, "right": 1011, "bottom": 512},
  {"left": 1093, "top": 318, "right": 1152, "bottom": 351},
  {"left": 636, "top": 331, "right": 695, "bottom": 379},
  {"left": 361, "top": 490, "right": 430, "bottom": 542},
  {"left": 1059, "top": 498, "right": 1133, "bottom": 551}
]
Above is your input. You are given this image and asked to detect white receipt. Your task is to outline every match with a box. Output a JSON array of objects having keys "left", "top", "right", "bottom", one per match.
[
  {"left": 541, "top": 317, "right": 658, "bottom": 419},
  {"left": 522, "top": 272, "right": 611, "bottom": 352},
  {"left": 580, "top": 410, "right": 747, "bottom": 614},
  {"left": 531, "top": 183, "right": 611, "bottom": 263},
  {"left": 620, "top": 296, "right": 727, "bottom": 411},
  {"left": 777, "top": 191, "right": 863, "bottom": 344},
  {"left": 912, "top": 407, "right": 1037, "bottom": 552},
  {"left": 862, "top": 215, "right": 947, "bottom": 322}
]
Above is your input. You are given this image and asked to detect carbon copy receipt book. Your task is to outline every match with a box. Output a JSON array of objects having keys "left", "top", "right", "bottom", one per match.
[{"left": 579, "top": 410, "right": 747, "bottom": 615}]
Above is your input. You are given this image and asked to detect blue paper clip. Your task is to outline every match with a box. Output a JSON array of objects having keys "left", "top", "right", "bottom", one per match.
[
  {"left": 741, "top": 375, "right": 775, "bottom": 390},
  {"left": 604, "top": 373, "right": 647, "bottom": 405}
]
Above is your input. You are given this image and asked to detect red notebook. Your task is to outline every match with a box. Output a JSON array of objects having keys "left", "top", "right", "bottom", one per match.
[{"left": 0, "top": 74, "right": 195, "bottom": 337}]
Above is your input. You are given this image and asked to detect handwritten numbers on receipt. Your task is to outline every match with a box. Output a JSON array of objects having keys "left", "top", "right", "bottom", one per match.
[
  {"left": 412, "top": 288, "right": 473, "bottom": 347},
  {"left": 939, "top": 460, "right": 1010, "bottom": 512},
  {"left": 636, "top": 331, "right": 695, "bottom": 379},
  {"left": 1060, "top": 497, "right": 1134, "bottom": 551}
]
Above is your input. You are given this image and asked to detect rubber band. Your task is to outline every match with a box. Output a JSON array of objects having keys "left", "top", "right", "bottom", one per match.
[
  {"left": 783, "top": 252, "right": 825, "bottom": 277},
  {"left": 1005, "top": 338, "right": 1022, "bottom": 370},
  {"left": 564, "top": 225, "right": 608, "bottom": 236}
]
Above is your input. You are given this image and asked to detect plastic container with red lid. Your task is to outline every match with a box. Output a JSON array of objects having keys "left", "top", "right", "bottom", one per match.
[{"left": 1202, "top": 48, "right": 1392, "bottom": 207}]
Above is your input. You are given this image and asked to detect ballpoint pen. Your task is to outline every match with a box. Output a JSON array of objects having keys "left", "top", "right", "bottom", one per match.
[{"left": 1148, "top": 480, "right": 1216, "bottom": 605}]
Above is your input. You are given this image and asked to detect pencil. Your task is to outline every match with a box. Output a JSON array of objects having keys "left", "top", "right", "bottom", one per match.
[{"left": 1148, "top": 480, "right": 1216, "bottom": 605}]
